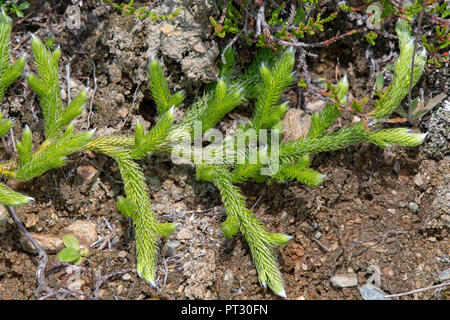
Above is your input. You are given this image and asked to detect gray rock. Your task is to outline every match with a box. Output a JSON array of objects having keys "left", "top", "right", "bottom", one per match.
[
  {"left": 358, "top": 284, "right": 391, "bottom": 300},
  {"left": 162, "top": 240, "right": 181, "bottom": 257},
  {"left": 422, "top": 99, "right": 450, "bottom": 160},
  {"left": 0, "top": 205, "right": 12, "bottom": 234},
  {"left": 438, "top": 268, "right": 450, "bottom": 282},
  {"left": 223, "top": 269, "right": 234, "bottom": 283},
  {"left": 20, "top": 220, "right": 98, "bottom": 254},
  {"left": 408, "top": 202, "right": 420, "bottom": 213},
  {"left": 148, "top": 176, "right": 161, "bottom": 187},
  {"left": 331, "top": 273, "right": 358, "bottom": 288},
  {"left": 177, "top": 228, "right": 193, "bottom": 240},
  {"left": 170, "top": 185, "right": 185, "bottom": 202},
  {"left": 122, "top": 273, "right": 131, "bottom": 281},
  {"left": 305, "top": 100, "right": 326, "bottom": 114}
]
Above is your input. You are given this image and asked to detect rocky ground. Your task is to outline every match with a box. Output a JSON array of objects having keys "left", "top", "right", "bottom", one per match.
[{"left": 0, "top": 0, "right": 448, "bottom": 300}]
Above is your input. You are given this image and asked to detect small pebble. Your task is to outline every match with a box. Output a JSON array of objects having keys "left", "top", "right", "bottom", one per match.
[
  {"left": 76, "top": 165, "right": 100, "bottom": 185},
  {"left": 223, "top": 269, "right": 234, "bottom": 283},
  {"left": 304, "top": 100, "right": 325, "bottom": 114},
  {"left": 331, "top": 273, "right": 358, "bottom": 288},
  {"left": 393, "top": 160, "right": 401, "bottom": 173},
  {"left": 358, "top": 284, "right": 391, "bottom": 300},
  {"left": 122, "top": 273, "right": 131, "bottom": 281},
  {"left": 408, "top": 202, "right": 419, "bottom": 213},
  {"left": 438, "top": 268, "right": 450, "bottom": 282},
  {"left": 162, "top": 240, "right": 181, "bottom": 257}
]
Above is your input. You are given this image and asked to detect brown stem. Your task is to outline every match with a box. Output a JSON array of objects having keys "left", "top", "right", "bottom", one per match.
[
  {"left": 7, "top": 206, "right": 51, "bottom": 296},
  {"left": 407, "top": 0, "right": 426, "bottom": 124}
]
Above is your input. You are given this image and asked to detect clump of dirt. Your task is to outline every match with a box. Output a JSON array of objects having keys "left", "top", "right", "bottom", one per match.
[{"left": 422, "top": 99, "right": 450, "bottom": 160}]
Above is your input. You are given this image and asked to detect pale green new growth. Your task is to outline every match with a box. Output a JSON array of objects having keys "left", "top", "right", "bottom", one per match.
[
  {"left": 0, "top": 11, "right": 25, "bottom": 101},
  {"left": 373, "top": 19, "right": 427, "bottom": 119},
  {"left": 251, "top": 48, "right": 295, "bottom": 130},
  {"left": 27, "top": 36, "right": 87, "bottom": 140},
  {"left": 0, "top": 113, "right": 13, "bottom": 138},
  {"left": 0, "top": 9, "right": 430, "bottom": 299},
  {"left": 0, "top": 182, "right": 33, "bottom": 206},
  {"left": 148, "top": 57, "right": 184, "bottom": 116},
  {"left": 198, "top": 79, "right": 245, "bottom": 132}
]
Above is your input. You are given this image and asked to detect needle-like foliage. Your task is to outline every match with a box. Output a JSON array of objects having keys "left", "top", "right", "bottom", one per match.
[{"left": 0, "top": 11, "right": 25, "bottom": 101}]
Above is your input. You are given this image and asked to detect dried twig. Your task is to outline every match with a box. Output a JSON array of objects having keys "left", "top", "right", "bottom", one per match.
[
  {"left": 87, "top": 61, "right": 97, "bottom": 129},
  {"left": 407, "top": 0, "right": 425, "bottom": 120},
  {"left": 7, "top": 206, "right": 51, "bottom": 296},
  {"left": 221, "top": 5, "right": 249, "bottom": 65},
  {"left": 93, "top": 268, "right": 133, "bottom": 300},
  {"left": 384, "top": 281, "right": 450, "bottom": 298},
  {"left": 310, "top": 236, "right": 330, "bottom": 253}
]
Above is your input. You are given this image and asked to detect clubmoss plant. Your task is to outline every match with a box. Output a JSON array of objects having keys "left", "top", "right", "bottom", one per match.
[{"left": 0, "top": 9, "right": 429, "bottom": 297}]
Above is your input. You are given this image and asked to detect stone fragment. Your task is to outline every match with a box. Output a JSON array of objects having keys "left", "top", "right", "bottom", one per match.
[
  {"left": 76, "top": 165, "right": 100, "bottom": 185},
  {"left": 305, "top": 100, "right": 326, "bottom": 114},
  {"left": 162, "top": 240, "right": 181, "bottom": 257},
  {"left": 331, "top": 273, "right": 358, "bottom": 288},
  {"left": 160, "top": 25, "right": 175, "bottom": 36},
  {"left": 438, "top": 268, "right": 450, "bottom": 282},
  {"left": 64, "top": 220, "right": 98, "bottom": 248},
  {"left": 282, "top": 109, "right": 311, "bottom": 141},
  {"left": 20, "top": 233, "right": 64, "bottom": 254},
  {"left": 358, "top": 284, "right": 391, "bottom": 300}
]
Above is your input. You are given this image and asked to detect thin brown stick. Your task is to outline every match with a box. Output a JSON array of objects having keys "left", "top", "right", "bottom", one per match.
[
  {"left": 87, "top": 61, "right": 97, "bottom": 129},
  {"left": 7, "top": 206, "right": 51, "bottom": 295},
  {"left": 310, "top": 236, "right": 330, "bottom": 253},
  {"left": 384, "top": 281, "right": 450, "bottom": 298},
  {"left": 407, "top": 0, "right": 425, "bottom": 122},
  {"left": 93, "top": 268, "right": 133, "bottom": 300}
]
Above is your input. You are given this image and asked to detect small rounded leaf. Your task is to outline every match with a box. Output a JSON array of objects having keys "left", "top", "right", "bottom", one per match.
[
  {"left": 62, "top": 234, "right": 80, "bottom": 250},
  {"left": 57, "top": 247, "right": 80, "bottom": 263}
]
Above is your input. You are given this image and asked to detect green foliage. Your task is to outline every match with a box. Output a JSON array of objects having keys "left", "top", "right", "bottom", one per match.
[
  {"left": 365, "top": 31, "right": 378, "bottom": 46},
  {"left": 0, "top": 1, "right": 29, "bottom": 18},
  {"left": 395, "top": 92, "right": 447, "bottom": 126},
  {"left": 57, "top": 235, "right": 89, "bottom": 265},
  {"left": 251, "top": 48, "right": 295, "bottom": 130},
  {"left": 148, "top": 58, "right": 184, "bottom": 116},
  {"left": 372, "top": 19, "right": 427, "bottom": 119},
  {"left": 0, "top": 182, "right": 33, "bottom": 206},
  {"left": 210, "top": 1, "right": 245, "bottom": 39},
  {"left": 43, "top": 36, "right": 57, "bottom": 51},
  {"left": 342, "top": 0, "right": 449, "bottom": 68},
  {"left": 198, "top": 79, "right": 244, "bottom": 132},
  {"left": 0, "top": 112, "right": 13, "bottom": 138},
  {"left": 0, "top": 11, "right": 25, "bottom": 100},
  {"left": 97, "top": 0, "right": 181, "bottom": 21},
  {"left": 210, "top": 1, "right": 338, "bottom": 49}
]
